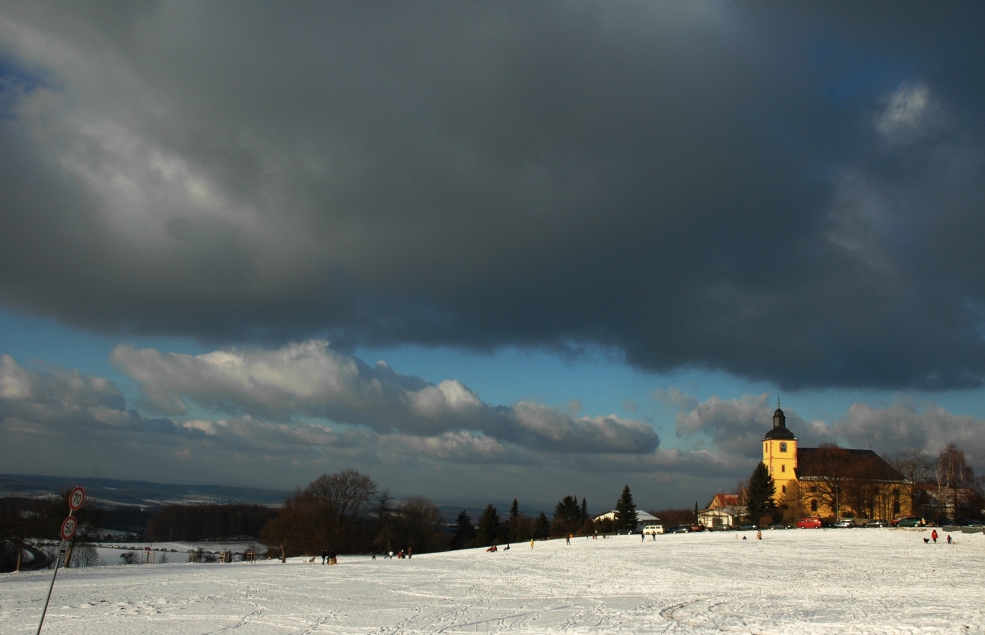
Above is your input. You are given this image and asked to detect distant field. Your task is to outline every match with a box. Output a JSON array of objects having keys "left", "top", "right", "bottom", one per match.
[{"left": 2, "top": 528, "right": 983, "bottom": 634}]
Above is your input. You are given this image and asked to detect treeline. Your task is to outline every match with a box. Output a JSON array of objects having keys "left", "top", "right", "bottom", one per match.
[
  {"left": 0, "top": 492, "right": 105, "bottom": 572},
  {"left": 145, "top": 504, "right": 278, "bottom": 541},
  {"left": 3, "top": 471, "right": 654, "bottom": 568},
  {"left": 449, "top": 485, "right": 642, "bottom": 550},
  {"left": 260, "top": 470, "right": 449, "bottom": 559}
]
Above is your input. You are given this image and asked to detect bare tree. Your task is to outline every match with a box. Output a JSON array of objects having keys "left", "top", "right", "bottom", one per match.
[
  {"left": 801, "top": 444, "right": 851, "bottom": 520},
  {"left": 936, "top": 443, "right": 974, "bottom": 520},
  {"left": 888, "top": 449, "right": 934, "bottom": 514},
  {"left": 260, "top": 489, "right": 313, "bottom": 562},
  {"left": 844, "top": 456, "right": 883, "bottom": 519},
  {"left": 305, "top": 469, "right": 378, "bottom": 533},
  {"left": 71, "top": 543, "right": 100, "bottom": 568},
  {"left": 372, "top": 488, "right": 395, "bottom": 553},
  {"left": 393, "top": 497, "right": 444, "bottom": 554}
]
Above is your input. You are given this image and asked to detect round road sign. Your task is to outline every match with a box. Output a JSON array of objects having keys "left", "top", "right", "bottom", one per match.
[
  {"left": 68, "top": 486, "right": 86, "bottom": 511},
  {"left": 60, "top": 516, "right": 78, "bottom": 541}
]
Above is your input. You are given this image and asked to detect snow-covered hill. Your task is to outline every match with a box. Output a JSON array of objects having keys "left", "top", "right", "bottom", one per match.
[{"left": 3, "top": 528, "right": 983, "bottom": 634}]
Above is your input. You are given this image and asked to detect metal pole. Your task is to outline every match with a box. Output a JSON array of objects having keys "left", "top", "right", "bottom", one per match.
[{"left": 36, "top": 544, "right": 64, "bottom": 635}]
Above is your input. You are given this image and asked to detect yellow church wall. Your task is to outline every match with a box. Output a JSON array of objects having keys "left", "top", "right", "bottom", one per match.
[
  {"left": 762, "top": 438, "right": 798, "bottom": 507},
  {"left": 797, "top": 480, "right": 912, "bottom": 521}
]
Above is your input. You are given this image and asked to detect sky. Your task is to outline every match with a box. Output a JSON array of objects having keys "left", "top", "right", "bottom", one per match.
[{"left": 2, "top": 1, "right": 985, "bottom": 513}]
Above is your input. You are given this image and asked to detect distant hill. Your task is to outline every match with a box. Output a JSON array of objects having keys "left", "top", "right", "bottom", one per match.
[{"left": 0, "top": 473, "right": 287, "bottom": 508}]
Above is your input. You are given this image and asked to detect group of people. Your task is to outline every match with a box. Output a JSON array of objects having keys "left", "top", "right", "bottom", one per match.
[
  {"left": 320, "top": 549, "right": 337, "bottom": 565},
  {"left": 485, "top": 543, "right": 513, "bottom": 553},
  {"left": 380, "top": 547, "right": 412, "bottom": 559},
  {"left": 925, "top": 529, "right": 952, "bottom": 544}
]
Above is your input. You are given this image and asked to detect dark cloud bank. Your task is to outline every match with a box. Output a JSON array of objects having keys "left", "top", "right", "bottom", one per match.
[{"left": 1, "top": 2, "right": 985, "bottom": 390}]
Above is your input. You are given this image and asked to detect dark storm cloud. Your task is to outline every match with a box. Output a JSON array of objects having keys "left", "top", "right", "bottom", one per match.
[{"left": 1, "top": 2, "right": 985, "bottom": 389}]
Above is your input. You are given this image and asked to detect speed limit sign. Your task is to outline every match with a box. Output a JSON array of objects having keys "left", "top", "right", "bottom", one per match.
[
  {"left": 60, "top": 516, "right": 78, "bottom": 541},
  {"left": 68, "top": 486, "right": 86, "bottom": 511}
]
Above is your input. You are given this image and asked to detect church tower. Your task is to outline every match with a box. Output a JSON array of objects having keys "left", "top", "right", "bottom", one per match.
[{"left": 762, "top": 402, "right": 797, "bottom": 506}]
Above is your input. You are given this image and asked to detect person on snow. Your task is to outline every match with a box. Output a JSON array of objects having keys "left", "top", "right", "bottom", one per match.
[
  {"left": 321, "top": 549, "right": 328, "bottom": 565},
  {"left": 931, "top": 529, "right": 938, "bottom": 543},
  {"left": 947, "top": 534, "right": 952, "bottom": 544}
]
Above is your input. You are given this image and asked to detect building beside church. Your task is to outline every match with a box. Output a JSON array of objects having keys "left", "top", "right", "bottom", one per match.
[
  {"left": 697, "top": 493, "right": 744, "bottom": 529},
  {"left": 762, "top": 405, "right": 910, "bottom": 521},
  {"left": 592, "top": 510, "right": 659, "bottom": 533}
]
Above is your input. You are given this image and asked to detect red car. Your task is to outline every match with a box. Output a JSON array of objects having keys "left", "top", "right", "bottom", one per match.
[{"left": 797, "top": 517, "right": 822, "bottom": 529}]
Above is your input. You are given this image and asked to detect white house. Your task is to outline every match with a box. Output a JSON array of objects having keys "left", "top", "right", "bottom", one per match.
[{"left": 592, "top": 509, "right": 659, "bottom": 532}]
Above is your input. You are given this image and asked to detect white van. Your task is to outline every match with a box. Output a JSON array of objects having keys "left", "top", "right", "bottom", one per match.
[{"left": 643, "top": 524, "right": 664, "bottom": 535}]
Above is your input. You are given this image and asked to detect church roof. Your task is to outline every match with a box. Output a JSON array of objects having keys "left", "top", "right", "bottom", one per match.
[
  {"left": 764, "top": 426, "right": 796, "bottom": 440},
  {"left": 796, "top": 448, "right": 905, "bottom": 481},
  {"left": 764, "top": 405, "right": 796, "bottom": 440}
]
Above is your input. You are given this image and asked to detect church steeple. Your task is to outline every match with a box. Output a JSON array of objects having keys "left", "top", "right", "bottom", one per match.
[
  {"left": 763, "top": 399, "right": 797, "bottom": 506},
  {"left": 765, "top": 399, "right": 794, "bottom": 440},
  {"left": 772, "top": 400, "right": 786, "bottom": 430}
]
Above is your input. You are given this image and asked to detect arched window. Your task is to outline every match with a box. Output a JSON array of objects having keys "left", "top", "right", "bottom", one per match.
[
  {"left": 779, "top": 442, "right": 787, "bottom": 452},
  {"left": 810, "top": 500, "right": 818, "bottom": 512}
]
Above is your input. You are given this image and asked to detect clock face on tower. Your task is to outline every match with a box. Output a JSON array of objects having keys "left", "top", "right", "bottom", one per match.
[{"left": 780, "top": 442, "right": 787, "bottom": 452}]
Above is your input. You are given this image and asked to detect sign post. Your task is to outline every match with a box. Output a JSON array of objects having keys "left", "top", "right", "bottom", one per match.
[{"left": 37, "top": 485, "right": 85, "bottom": 635}]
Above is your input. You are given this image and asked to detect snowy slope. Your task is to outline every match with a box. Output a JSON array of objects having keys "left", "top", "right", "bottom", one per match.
[{"left": 2, "top": 528, "right": 983, "bottom": 634}]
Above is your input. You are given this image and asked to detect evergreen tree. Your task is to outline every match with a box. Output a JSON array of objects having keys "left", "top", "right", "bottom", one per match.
[
  {"left": 552, "top": 495, "right": 582, "bottom": 536},
  {"left": 510, "top": 499, "right": 520, "bottom": 520},
  {"left": 449, "top": 510, "right": 476, "bottom": 550},
  {"left": 476, "top": 504, "right": 500, "bottom": 546},
  {"left": 580, "top": 497, "right": 588, "bottom": 522},
  {"left": 694, "top": 500, "right": 699, "bottom": 524},
  {"left": 533, "top": 512, "right": 551, "bottom": 539},
  {"left": 614, "top": 485, "right": 638, "bottom": 532},
  {"left": 745, "top": 462, "right": 777, "bottom": 525}
]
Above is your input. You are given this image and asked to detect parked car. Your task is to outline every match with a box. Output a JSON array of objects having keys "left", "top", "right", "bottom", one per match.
[
  {"left": 643, "top": 524, "right": 665, "bottom": 536},
  {"left": 890, "top": 516, "right": 924, "bottom": 527},
  {"left": 955, "top": 518, "right": 983, "bottom": 527},
  {"left": 797, "top": 517, "right": 822, "bottom": 529},
  {"left": 833, "top": 519, "right": 857, "bottom": 528},
  {"left": 737, "top": 524, "right": 758, "bottom": 531},
  {"left": 865, "top": 519, "right": 888, "bottom": 527},
  {"left": 768, "top": 523, "right": 788, "bottom": 530},
  {"left": 689, "top": 525, "right": 705, "bottom": 532}
]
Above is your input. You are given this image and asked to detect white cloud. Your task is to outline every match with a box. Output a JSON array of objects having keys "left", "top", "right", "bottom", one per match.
[
  {"left": 875, "top": 82, "right": 941, "bottom": 145},
  {"left": 111, "top": 340, "right": 659, "bottom": 454},
  {"left": 674, "top": 392, "right": 779, "bottom": 456},
  {"left": 0, "top": 353, "right": 131, "bottom": 431},
  {"left": 833, "top": 400, "right": 985, "bottom": 466}
]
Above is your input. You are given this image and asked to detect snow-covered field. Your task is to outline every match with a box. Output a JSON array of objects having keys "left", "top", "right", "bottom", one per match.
[{"left": 2, "top": 528, "right": 983, "bottom": 634}]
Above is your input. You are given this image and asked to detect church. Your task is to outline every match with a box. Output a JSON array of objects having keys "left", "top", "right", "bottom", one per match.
[{"left": 762, "top": 405, "right": 910, "bottom": 521}]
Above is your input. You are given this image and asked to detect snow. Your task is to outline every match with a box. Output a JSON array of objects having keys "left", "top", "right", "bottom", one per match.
[{"left": 2, "top": 528, "right": 984, "bottom": 634}]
